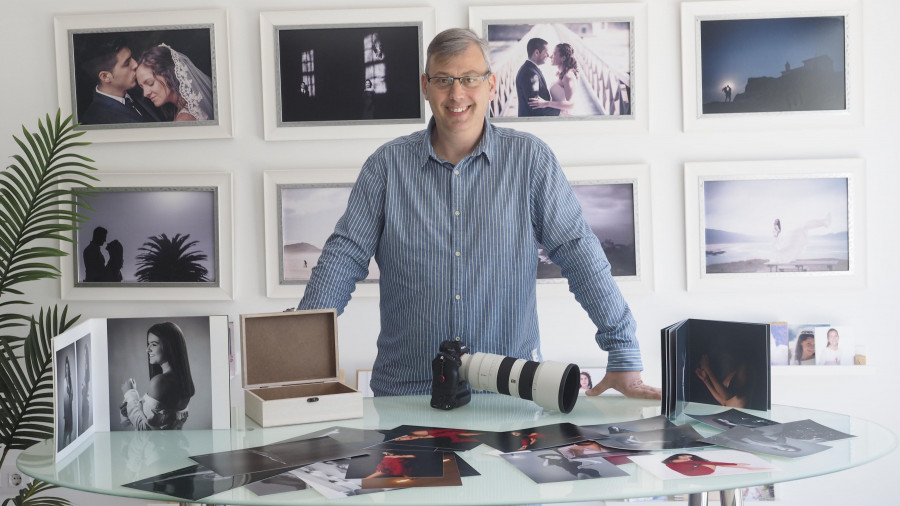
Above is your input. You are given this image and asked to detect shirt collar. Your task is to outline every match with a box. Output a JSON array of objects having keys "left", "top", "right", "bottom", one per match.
[
  {"left": 420, "top": 117, "right": 495, "bottom": 168},
  {"left": 95, "top": 86, "right": 127, "bottom": 105}
]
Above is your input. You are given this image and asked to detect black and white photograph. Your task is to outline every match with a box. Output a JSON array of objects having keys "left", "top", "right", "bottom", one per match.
[
  {"left": 630, "top": 449, "right": 778, "bottom": 480},
  {"left": 189, "top": 436, "right": 367, "bottom": 477},
  {"left": 76, "top": 187, "right": 218, "bottom": 286},
  {"left": 293, "top": 459, "right": 390, "bottom": 499},
  {"left": 260, "top": 8, "right": 433, "bottom": 141},
  {"left": 75, "top": 335, "right": 93, "bottom": 437},
  {"left": 581, "top": 415, "right": 675, "bottom": 437},
  {"left": 500, "top": 448, "right": 629, "bottom": 483},
  {"left": 122, "top": 463, "right": 289, "bottom": 502},
  {"left": 55, "top": 342, "right": 78, "bottom": 453},
  {"left": 54, "top": 10, "right": 233, "bottom": 142},
  {"left": 276, "top": 25, "right": 423, "bottom": 125},
  {"left": 279, "top": 184, "right": 379, "bottom": 283},
  {"left": 687, "top": 409, "right": 778, "bottom": 431},
  {"left": 537, "top": 182, "right": 636, "bottom": 279},
  {"left": 244, "top": 471, "right": 308, "bottom": 497},
  {"left": 600, "top": 424, "right": 711, "bottom": 451},
  {"left": 106, "top": 316, "right": 217, "bottom": 431},
  {"left": 756, "top": 419, "right": 854, "bottom": 444},
  {"left": 475, "top": 423, "right": 586, "bottom": 453},
  {"left": 700, "top": 425, "right": 830, "bottom": 458}
]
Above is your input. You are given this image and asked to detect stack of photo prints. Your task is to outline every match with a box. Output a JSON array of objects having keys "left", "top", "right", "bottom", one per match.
[{"left": 120, "top": 412, "right": 854, "bottom": 502}]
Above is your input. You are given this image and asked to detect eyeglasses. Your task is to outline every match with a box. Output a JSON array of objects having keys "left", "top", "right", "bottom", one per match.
[{"left": 425, "top": 73, "right": 491, "bottom": 90}]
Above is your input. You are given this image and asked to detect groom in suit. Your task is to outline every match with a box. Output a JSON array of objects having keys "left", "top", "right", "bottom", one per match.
[
  {"left": 515, "top": 38, "right": 560, "bottom": 117},
  {"left": 78, "top": 38, "right": 161, "bottom": 125}
]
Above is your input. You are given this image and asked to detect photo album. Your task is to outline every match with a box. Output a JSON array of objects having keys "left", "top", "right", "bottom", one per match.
[
  {"left": 661, "top": 319, "right": 771, "bottom": 417},
  {"left": 52, "top": 315, "right": 231, "bottom": 462}
]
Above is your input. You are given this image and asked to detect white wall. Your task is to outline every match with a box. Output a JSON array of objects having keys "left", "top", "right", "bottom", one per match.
[{"left": 1, "top": 0, "right": 897, "bottom": 505}]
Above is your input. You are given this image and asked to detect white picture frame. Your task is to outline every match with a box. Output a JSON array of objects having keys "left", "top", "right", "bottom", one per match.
[
  {"left": 59, "top": 172, "right": 234, "bottom": 301},
  {"left": 684, "top": 158, "right": 866, "bottom": 292},
  {"left": 539, "top": 164, "right": 654, "bottom": 296},
  {"left": 681, "top": 0, "right": 863, "bottom": 132},
  {"left": 260, "top": 8, "right": 434, "bottom": 141},
  {"left": 264, "top": 169, "right": 379, "bottom": 299},
  {"left": 469, "top": 2, "right": 649, "bottom": 135},
  {"left": 54, "top": 9, "right": 233, "bottom": 143}
]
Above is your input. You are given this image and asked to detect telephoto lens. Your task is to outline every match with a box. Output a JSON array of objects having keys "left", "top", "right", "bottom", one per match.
[{"left": 458, "top": 351, "right": 581, "bottom": 413}]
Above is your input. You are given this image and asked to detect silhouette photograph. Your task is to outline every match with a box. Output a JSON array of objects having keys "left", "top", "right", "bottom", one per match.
[
  {"left": 76, "top": 187, "right": 218, "bottom": 286},
  {"left": 702, "top": 176, "right": 849, "bottom": 274},
  {"left": 537, "top": 182, "right": 637, "bottom": 279},
  {"left": 279, "top": 184, "right": 380, "bottom": 283},
  {"left": 481, "top": 20, "right": 632, "bottom": 120},
  {"left": 276, "top": 24, "right": 423, "bottom": 124},
  {"left": 699, "top": 15, "right": 846, "bottom": 115}
]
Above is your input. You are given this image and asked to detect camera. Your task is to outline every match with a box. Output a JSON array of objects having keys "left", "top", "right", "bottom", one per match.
[{"left": 430, "top": 340, "right": 581, "bottom": 413}]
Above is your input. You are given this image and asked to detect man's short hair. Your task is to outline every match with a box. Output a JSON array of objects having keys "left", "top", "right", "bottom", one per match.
[
  {"left": 91, "top": 226, "right": 108, "bottom": 243},
  {"left": 425, "top": 28, "right": 491, "bottom": 75},
  {"left": 79, "top": 37, "right": 129, "bottom": 86},
  {"left": 526, "top": 38, "right": 548, "bottom": 58}
]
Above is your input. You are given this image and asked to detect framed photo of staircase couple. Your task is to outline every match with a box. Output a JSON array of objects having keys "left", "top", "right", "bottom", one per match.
[
  {"left": 681, "top": 0, "right": 863, "bottom": 132},
  {"left": 469, "top": 3, "right": 648, "bottom": 135},
  {"left": 59, "top": 172, "right": 234, "bottom": 301}
]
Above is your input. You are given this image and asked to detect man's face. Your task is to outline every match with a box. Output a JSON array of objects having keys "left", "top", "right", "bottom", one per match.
[
  {"left": 421, "top": 43, "right": 496, "bottom": 140},
  {"left": 101, "top": 47, "right": 138, "bottom": 95},
  {"left": 533, "top": 45, "right": 550, "bottom": 65}
]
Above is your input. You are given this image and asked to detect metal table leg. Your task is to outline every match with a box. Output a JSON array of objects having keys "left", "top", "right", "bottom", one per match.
[{"left": 687, "top": 491, "right": 708, "bottom": 506}]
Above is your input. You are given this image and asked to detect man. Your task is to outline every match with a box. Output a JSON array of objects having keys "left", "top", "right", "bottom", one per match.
[
  {"left": 83, "top": 226, "right": 107, "bottom": 282},
  {"left": 298, "top": 28, "right": 659, "bottom": 400},
  {"left": 515, "top": 38, "right": 559, "bottom": 117},
  {"left": 78, "top": 38, "right": 160, "bottom": 125}
]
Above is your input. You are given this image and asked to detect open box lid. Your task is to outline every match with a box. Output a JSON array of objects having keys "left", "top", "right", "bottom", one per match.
[{"left": 240, "top": 309, "right": 339, "bottom": 388}]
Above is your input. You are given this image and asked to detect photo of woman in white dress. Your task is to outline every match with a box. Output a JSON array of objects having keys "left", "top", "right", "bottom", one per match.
[{"left": 528, "top": 43, "right": 579, "bottom": 116}]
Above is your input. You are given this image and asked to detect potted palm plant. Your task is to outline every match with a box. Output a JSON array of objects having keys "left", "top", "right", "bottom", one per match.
[{"left": 0, "top": 111, "right": 97, "bottom": 505}]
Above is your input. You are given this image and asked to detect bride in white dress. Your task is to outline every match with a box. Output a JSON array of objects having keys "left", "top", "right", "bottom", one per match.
[
  {"left": 529, "top": 43, "right": 579, "bottom": 116},
  {"left": 135, "top": 44, "right": 214, "bottom": 122}
]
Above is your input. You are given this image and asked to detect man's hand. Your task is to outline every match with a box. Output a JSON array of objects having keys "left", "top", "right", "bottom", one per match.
[{"left": 586, "top": 370, "right": 661, "bottom": 400}]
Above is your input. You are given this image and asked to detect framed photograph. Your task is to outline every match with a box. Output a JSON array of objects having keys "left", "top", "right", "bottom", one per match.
[
  {"left": 685, "top": 159, "right": 866, "bottom": 292},
  {"left": 681, "top": 0, "right": 863, "bottom": 132},
  {"left": 264, "top": 169, "right": 378, "bottom": 299},
  {"left": 469, "top": 3, "right": 648, "bottom": 134},
  {"left": 539, "top": 164, "right": 654, "bottom": 295},
  {"left": 54, "top": 9, "right": 233, "bottom": 143},
  {"left": 53, "top": 316, "right": 230, "bottom": 461},
  {"left": 60, "top": 172, "right": 234, "bottom": 300},
  {"left": 260, "top": 8, "right": 434, "bottom": 141}
]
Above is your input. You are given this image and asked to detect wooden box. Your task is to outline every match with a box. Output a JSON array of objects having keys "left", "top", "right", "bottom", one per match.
[{"left": 240, "top": 309, "right": 362, "bottom": 427}]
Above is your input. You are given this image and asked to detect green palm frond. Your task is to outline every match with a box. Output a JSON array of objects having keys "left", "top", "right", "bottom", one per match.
[
  {"left": 0, "top": 111, "right": 97, "bottom": 313},
  {"left": 0, "top": 307, "right": 79, "bottom": 468},
  {"left": 0, "top": 479, "right": 72, "bottom": 506}
]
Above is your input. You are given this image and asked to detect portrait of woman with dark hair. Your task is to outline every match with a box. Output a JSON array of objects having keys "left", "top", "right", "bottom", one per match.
[
  {"left": 793, "top": 331, "right": 816, "bottom": 365},
  {"left": 528, "top": 42, "right": 580, "bottom": 116},
  {"left": 662, "top": 453, "right": 765, "bottom": 476},
  {"left": 62, "top": 356, "right": 75, "bottom": 445},
  {"left": 135, "top": 43, "right": 214, "bottom": 122},
  {"left": 120, "top": 321, "right": 196, "bottom": 430}
]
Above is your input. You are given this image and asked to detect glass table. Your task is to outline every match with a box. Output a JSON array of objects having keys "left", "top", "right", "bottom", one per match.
[{"left": 18, "top": 394, "right": 897, "bottom": 505}]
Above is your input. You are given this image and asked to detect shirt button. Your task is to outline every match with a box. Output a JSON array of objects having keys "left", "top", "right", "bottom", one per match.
[
  {"left": 455, "top": 294, "right": 461, "bottom": 300},
  {"left": 455, "top": 251, "right": 460, "bottom": 257},
  {"left": 454, "top": 170, "right": 460, "bottom": 175},
  {"left": 454, "top": 210, "right": 460, "bottom": 216}
]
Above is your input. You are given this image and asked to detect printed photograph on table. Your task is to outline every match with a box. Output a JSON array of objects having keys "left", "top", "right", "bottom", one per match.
[
  {"left": 60, "top": 172, "right": 234, "bottom": 301},
  {"left": 260, "top": 8, "right": 434, "bottom": 141},
  {"left": 539, "top": 164, "right": 654, "bottom": 295},
  {"left": 500, "top": 448, "right": 629, "bottom": 483},
  {"left": 630, "top": 449, "right": 778, "bottom": 480},
  {"left": 54, "top": 9, "right": 233, "bottom": 142},
  {"left": 469, "top": 3, "right": 648, "bottom": 134},
  {"left": 685, "top": 159, "right": 866, "bottom": 292},
  {"left": 681, "top": 0, "right": 863, "bottom": 131},
  {"left": 264, "top": 169, "right": 379, "bottom": 298}
]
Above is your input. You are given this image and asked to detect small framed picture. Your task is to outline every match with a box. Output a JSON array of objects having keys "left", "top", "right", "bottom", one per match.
[
  {"left": 539, "top": 164, "right": 654, "bottom": 295},
  {"left": 469, "top": 2, "right": 648, "bottom": 135},
  {"left": 685, "top": 158, "right": 866, "bottom": 292},
  {"left": 260, "top": 8, "right": 434, "bottom": 141},
  {"left": 814, "top": 326, "right": 854, "bottom": 366},
  {"left": 60, "top": 172, "right": 234, "bottom": 300},
  {"left": 681, "top": 0, "right": 863, "bottom": 132},
  {"left": 263, "top": 169, "right": 378, "bottom": 299},
  {"left": 54, "top": 9, "right": 233, "bottom": 142}
]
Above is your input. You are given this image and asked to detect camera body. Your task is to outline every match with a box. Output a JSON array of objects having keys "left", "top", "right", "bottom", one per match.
[
  {"left": 430, "top": 340, "right": 581, "bottom": 413},
  {"left": 430, "top": 340, "right": 471, "bottom": 410}
]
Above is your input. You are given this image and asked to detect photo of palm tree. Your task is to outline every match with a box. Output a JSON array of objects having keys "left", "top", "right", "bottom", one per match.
[{"left": 76, "top": 187, "right": 218, "bottom": 284}]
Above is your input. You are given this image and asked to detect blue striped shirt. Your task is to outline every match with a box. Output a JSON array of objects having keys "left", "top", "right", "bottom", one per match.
[{"left": 298, "top": 119, "right": 643, "bottom": 396}]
